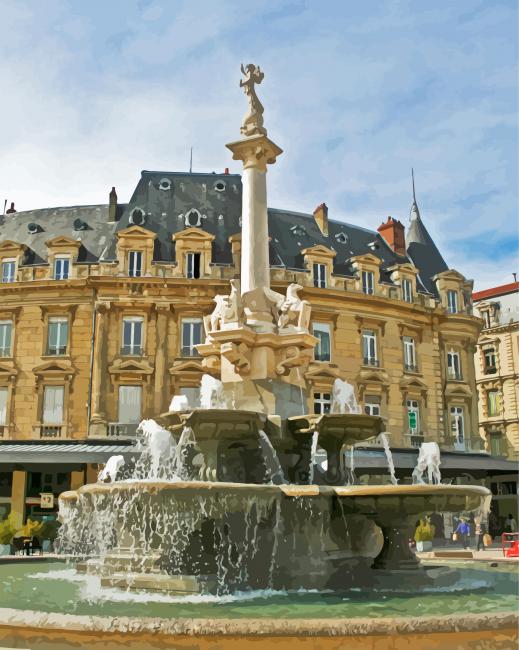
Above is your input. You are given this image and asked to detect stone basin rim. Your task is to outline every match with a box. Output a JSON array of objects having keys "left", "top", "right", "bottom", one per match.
[
  {"left": 59, "top": 481, "right": 491, "bottom": 501},
  {"left": 0, "top": 607, "right": 515, "bottom": 637}
]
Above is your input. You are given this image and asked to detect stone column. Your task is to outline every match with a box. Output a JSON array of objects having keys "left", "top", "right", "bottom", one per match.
[
  {"left": 89, "top": 302, "right": 110, "bottom": 437},
  {"left": 154, "top": 304, "right": 170, "bottom": 414},
  {"left": 11, "top": 470, "right": 27, "bottom": 529},
  {"left": 372, "top": 514, "right": 421, "bottom": 571},
  {"left": 226, "top": 134, "right": 282, "bottom": 330}
]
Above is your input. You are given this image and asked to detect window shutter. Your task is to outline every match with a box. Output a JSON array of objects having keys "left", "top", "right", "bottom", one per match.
[{"left": 0, "top": 388, "right": 7, "bottom": 425}]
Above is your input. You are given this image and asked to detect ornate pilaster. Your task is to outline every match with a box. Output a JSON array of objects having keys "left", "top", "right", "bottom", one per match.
[
  {"left": 154, "top": 304, "right": 170, "bottom": 414},
  {"left": 89, "top": 301, "right": 110, "bottom": 437}
]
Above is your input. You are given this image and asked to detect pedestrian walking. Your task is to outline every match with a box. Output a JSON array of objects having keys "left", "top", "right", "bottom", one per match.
[
  {"left": 504, "top": 514, "right": 517, "bottom": 534},
  {"left": 474, "top": 516, "right": 486, "bottom": 551},
  {"left": 454, "top": 517, "right": 470, "bottom": 549}
]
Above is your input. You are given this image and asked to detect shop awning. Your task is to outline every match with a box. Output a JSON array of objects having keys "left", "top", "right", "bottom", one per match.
[
  {"left": 0, "top": 440, "right": 138, "bottom": 464},
  {"left": 349, "top": 447, "right": 518, "bottom": 477}
]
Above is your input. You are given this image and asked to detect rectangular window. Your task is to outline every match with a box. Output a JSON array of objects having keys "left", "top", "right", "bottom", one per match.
[
  {"left": 490, "top": 435, "right": 502, "bottom": 456},
  {"left": 450, "top": 406, "right": 464, "bottom": 444},
  {"left": 0, "top": 388, "right": 7, "bottom": 425},
  {"left": 447, "top": 350, "right": 462, "bottom": 380},
  {"left": 47, "top": 317, "right": 68, "bottom": 355},
  {"left": 118, "top": 385, "right": 142, "bottom": 424},
  {"left": 186, "top": 253, "right": 201, "bottom": 279},
  {"left": 364, "top": 396, "right": 381, "bottom": 416},
  {"left": 181, "top": 318, "right": 202, "bottom": 357},
  {"left": 483, "top": 348, "right": 496, "bottom": 374},
  {"left": 42, "top": 386, "right": 64, "bottom": 424},
  {"left": 447, "top": 290, "right": 458, "bottom": 314},
  {"left": 0, "top": 321, "right": 12, "bottom": 357},
  {"left": 1, "top": 260, "right": 15, "bottom": 283},
  {"left": 487, "top": 390, "right": 502, "bottom": 417},
  {"left": 312, "top": 323, "right": 331, "bottom": 362},
  {"left": 313, "top": 263, "right": 327, "bottom": 289},
  {"left": 313, "top": 392, "right": 331, "bottom": 415},
  {"left": 128, "top": 251, "right": 142, "bottom": 278},
  {"left": 122, "top": 316, "right": 143, "bottom": 355},
  {"left": 403, "top": 336, "right": 417, "bottom": 372},
  {"left": 402, "top": 278, "right": 413, "bottom": 303},
  {"left": 53, "top": 257, "right": 70, "bottom": 280},
  {"left": 407, "top": 399, "right": 420, "bottom": 434},
  {"left": 362, "top": 270, "right": 375, "bottom": 295},
  {"left": 362, "top": 330, "right": 378, "bottom": 366}
]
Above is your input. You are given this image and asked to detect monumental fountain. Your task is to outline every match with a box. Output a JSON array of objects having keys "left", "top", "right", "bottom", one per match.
[{"left": 55, "top": 64, "right": 491, "bottom": 601}]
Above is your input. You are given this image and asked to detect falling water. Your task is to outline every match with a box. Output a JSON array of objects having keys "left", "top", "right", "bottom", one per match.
[
  {"left": 98, "top": 455, "right": 125, "bottom": 482},
  {"left": 200, "top": 374, "right": 227, "bottom": 409},
  {"left": 295, "top": 368, "right": 306, "bottom": 415},
  {"left": 134, "top": 419, "right": 177, "bottom": 480},
  {"left": 170, "top": 394, "right": 190, "bottom": 411},
  {"left": 378, "top": 432, "right": 398, "bottom": 485},
  {"left": 348, "top": 445, "right": 356, "bottom": 485},
  {"left": 258, "top": 431, "right": 286, "bottom": 484},
  {"left": 173, "top": 426, "right": 204, "bottom": 480},
  {"left": 331, "top": 378, "right": 361, "bottom": 414},
  {"left": 309, "top": 431, "right": 319, "bottom": 484}
]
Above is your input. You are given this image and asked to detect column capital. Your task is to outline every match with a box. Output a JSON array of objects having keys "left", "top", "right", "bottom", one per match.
[{"left": 226, "top": 134, "right": 283, "bottom": 171}]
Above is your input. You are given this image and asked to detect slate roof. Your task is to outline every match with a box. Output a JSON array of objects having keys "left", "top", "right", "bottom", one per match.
[
  {"left": 1, "top": 170, "right": 448, "bottom": 296},
  {"left": 406, "top": 199, "right": 448, "bottom": 295}
]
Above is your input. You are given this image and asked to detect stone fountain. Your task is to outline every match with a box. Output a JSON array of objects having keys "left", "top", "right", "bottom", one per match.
[{"left": 57, "top": 64, "right": 489, "bottom": 597}]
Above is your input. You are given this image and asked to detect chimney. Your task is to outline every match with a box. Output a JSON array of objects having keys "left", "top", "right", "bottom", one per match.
[
  {"left": 6, "top": 202, "right": 16, "bottom": 214},
  {"left": 224, "top": 167, "right": 229, "bottom": 175},
  {"left": 313, "top": 203, "right": 328, "bottom": 236},
  {"left": 109, "top": 187, "right": 117, "bottom": 222},
  {"left": 377, "top": 216, "right": 406, "bottom": 255}
]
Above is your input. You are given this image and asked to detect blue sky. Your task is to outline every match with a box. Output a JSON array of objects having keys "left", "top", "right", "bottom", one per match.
[{"left": 0, "top": 0, "right": 517, "bottom": 290}]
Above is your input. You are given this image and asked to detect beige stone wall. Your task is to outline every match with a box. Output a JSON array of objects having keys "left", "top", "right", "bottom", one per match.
[
  {"left": 474, "top": 311, "right": 519, "bottom": 460},
  {"left": 0, "top": 256, "right": 481, "bottom": 455}
]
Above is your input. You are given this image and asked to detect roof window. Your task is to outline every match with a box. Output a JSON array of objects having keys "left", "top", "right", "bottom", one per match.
[
  {"left": 368, "top": 241, "right": 380, "bottom": 251},
  {"left": 73, "top": 218, "right": 88, "bottom": 231},
  {"left": 159, "top": 178, "right": 171, "bottom": 191},
  {"left": 335, "top": 232, "right": 348, "bottom": 244},
  {"left": 130, "top": 208, "right": 146, "bottom": 226},
  {"left": 184, "top": 208, "right": 205, "bottom": 228},
  {"left": 214, "top": 180, "right": 226, "bottom": 192},
  {"left": 27, "top": 222, "right": 41, "bottom": 234},
  {"left": 290, "top": 225, "right": 307, "bottom": 238}
]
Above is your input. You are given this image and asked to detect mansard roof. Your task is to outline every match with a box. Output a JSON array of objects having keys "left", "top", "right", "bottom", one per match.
[{"left": 0, "top": 169, "right": 447, "bottom": 295}]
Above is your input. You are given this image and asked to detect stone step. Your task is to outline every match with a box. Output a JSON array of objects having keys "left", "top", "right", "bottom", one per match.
[{"left": 433, "top": 550, "right": 473, "bottom": 559}]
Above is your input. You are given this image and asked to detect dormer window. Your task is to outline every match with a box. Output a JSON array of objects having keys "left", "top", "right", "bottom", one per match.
[
  {"left": 1, "top": 260, "right": 16, "bottom": 283},
  {"left": 128, "top": 251, "right": 142, "bottom": 278},
  {"left": 159, "top": 178, "right": 172, "bottom": 191},
  {"left": 213, "top": 181, "right": 226, "bottom": 192},
  {"left": 313, "top": 263, "right": 327, "bottom": 288},
  {"left": 402, "top": 278, "right": 413, "bottom": 303},
  {"left": 54, "top": 256, "right": 70, "bottom": 281},
  {"left": 362, "top": 271, "right": 375, "bottom": 295},
  {"left": 290, "top": 225, "right": 307, "bottom": 238},
  {"left": 447, "top": 290, "right": 458, "bottom": 314},
  {"left": 185, "top": 209, "right": 204, "bottom": 228},
  {"left": 129, "top": 208, "right": 146, "bottom": 226},
  {"left": 335, "top": 232, "right": 348, "bottom": 244},
  {"left": 186, "top": 252, "right": 201, "bottom": 279}
]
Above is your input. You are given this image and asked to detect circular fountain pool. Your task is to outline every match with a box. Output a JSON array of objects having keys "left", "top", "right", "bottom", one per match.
[{"left": 1, "top": 560, "right": 516, "bottom": 619}]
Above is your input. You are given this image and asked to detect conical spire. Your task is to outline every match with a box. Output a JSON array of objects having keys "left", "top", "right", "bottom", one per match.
[{"left": 410, "top": 168, "right": 420, "bottom": 222}]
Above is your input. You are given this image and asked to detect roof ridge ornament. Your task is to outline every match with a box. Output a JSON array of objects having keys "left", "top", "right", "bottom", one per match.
[
  {"left": 240, "top": 63, "right": 267, "bottom": 137},
  {"left": 410, "top": 168, "right": 421, "bottom": 222}
]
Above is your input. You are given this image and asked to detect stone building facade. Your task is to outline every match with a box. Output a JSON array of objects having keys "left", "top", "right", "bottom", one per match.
[
  {"left": 0, "top": 170, "right": 497, "bottom": 525},
  {"left": 473, "top": 281, "right": 519, "bottom": 518}
]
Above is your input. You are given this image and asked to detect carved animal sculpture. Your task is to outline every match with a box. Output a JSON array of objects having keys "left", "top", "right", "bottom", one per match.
[
  {"left": 412, "top": 442, "right": 441, "bottom": 484},
  {"left": 98, "top": 455, "right": 125, "bottom": 482}
]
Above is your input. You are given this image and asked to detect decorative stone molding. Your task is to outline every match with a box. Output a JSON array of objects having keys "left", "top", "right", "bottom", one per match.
[
  {"left": 398, "top": 322, "right": 423, "bottom": 343},
  {"left": 33, "top": 358, "right": 75, "bottom": 387},
  {"left": 116, "top": 225, "right": 156, "bottom": 276},
  {"left": 356, "top": 367, "right": 390, "bottom": 401},
  {"left": 355, "top": 314, "right": 386, "bottom": 337},
  {"left": 108, "top": 358, "right": 154, "bottom": 382},
  {"left": 300, "top": 244, "right": 336, "bottom": 288},
  {"left": 172, "top": 228, "right": 215, "bottom": 278}
]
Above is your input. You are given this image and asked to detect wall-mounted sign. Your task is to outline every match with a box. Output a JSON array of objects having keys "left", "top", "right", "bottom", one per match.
[
  {"left": 408, "top": 411, "right": 417, "bottom": 432},
  {"left": 40, "top": 493, "right": 54, "bottom": 509}
]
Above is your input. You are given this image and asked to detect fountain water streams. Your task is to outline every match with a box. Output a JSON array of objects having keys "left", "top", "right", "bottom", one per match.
[
  {"left": 258, "top": 431, "right": 286, "bottom": 484},
  {"left": 134, "top": 419, "right": 178, "bottom": 480},
  {"left": 309, "top": 431, "right": 319, "bottom": 484},
  {"left": 98, "top": 455, "right": 125, "bottom": 482},
  {"left": 200, "top": 374, "right": 226, "bottom": 409},
  {"left": 412, "top": 442, "right": 441, "bottom": 485},
  {"left": 378, "top": 433, "right": 398, "bottom": 485}
]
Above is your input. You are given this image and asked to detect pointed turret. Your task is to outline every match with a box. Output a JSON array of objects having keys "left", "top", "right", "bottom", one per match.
[{"left": 405, "top": 170, "right": 448, "bottom": 295}]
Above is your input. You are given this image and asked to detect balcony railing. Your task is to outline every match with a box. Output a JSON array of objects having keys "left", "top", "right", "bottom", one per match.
[
  {"left": 447, "top": 370, "right": 463, "bottom": 381},
  {"left": 34, "top": 424, "right": 66, "bottom": 438},
  {"left": 46, "top": 346, "right": 67, "bottom": 356},
  {"left": 120, "top": 346, "right": 143, "bottom": 356},
  {"left": 404, "top": 433, "right": 425, "bottom": 448},
  {"left": 484, "top": 366, "right": 497, "bottom": 375},
  {"left": 107, "top": 422, "right": 140, "bottom": 438},
  {"left": 0, "top": 347, "right": 11, "bottom": 357},
  {"left": 0, "top": 424, "right": 10, "bottom": 438},
  {"left": 363, "top": 357, "right": 380, "bottom": 367},
  {"left": 404, "top": 363, "right": 419, "bottom": 373}
]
